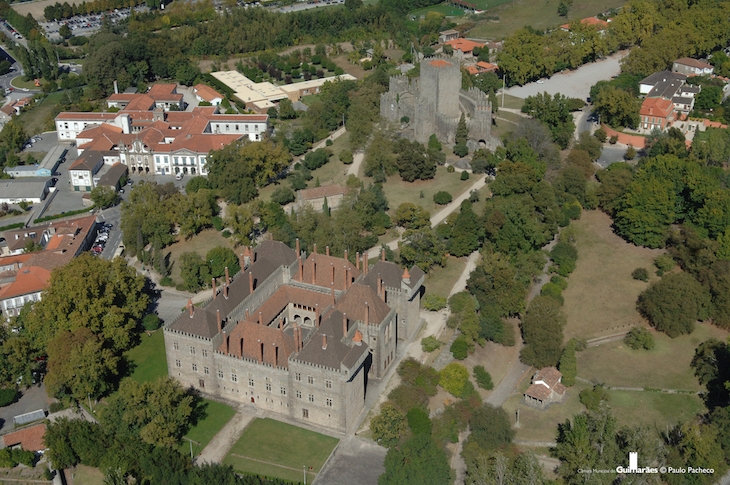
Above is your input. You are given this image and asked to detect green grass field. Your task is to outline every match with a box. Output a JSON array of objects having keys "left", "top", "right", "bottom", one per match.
[
  {"left": 165, "top": 228, "right": 234, "bottom": 284},
  {"left": 123, "top": 330, "right": 168, "bottom": 385},
  {"left": 424, "top": 255, "right": 469, "bottom": 299},
  {"left": 180, "top": 399, "right": 237, "bottom": 457},
  {"left": 71, "top": 464, "right": 105, "bottom": 485},
  {"left": 606, "top": 390, "right": 705, "bottom": 429},
  {"left": 16, "top": 91, "right": 64, "bottom": 136},
  {"left": 411, "top": 4, "right": 465, "bottom": 16},
  {"left": 223, "top": 418, "right": 339, "bottom": 483},
  {"left": 468, "top": 0, "right": 627, "bottom": 39}
]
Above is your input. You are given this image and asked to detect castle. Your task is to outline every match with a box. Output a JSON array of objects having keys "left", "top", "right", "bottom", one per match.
[
  {"left": 380, "top": 56, "right": 493, "bottom": 145},
  {"left": 163, "top": 240, "right": 424, "bottom": 434}
]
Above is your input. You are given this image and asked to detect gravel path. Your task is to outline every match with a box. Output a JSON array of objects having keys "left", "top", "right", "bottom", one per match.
[{"left": 196, "top": 410, "right": 255, "bottom": 465}]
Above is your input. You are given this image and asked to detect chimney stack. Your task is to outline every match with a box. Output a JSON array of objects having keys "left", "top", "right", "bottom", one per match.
[
  {"left": 293, "top": 322, "right": 299, "bottom": 351},
  {"left": 224, "top": 283, "right": 228, "bottom": 299},
  {"left": 188, "top": 299, "right": 194, "bottom": 318},
  {"left": 344, "top": 249, "right": 348, "bottom": 261},
  {"left": 312, "top": 260, "right": 316, "bottom": 285},
  {"left": 382, "top": 248, "right": 386, "bottom": 262},
  {"left": 378, "top": 274, "right": 382, "bottom": 298},
  {"left": 331, "top": 284, "right": 336, "bottom": 305},
  {"left": 346, "top": 267, "right": 351, "bottom": 289},
  {"left": 225, "top": 267, "right": 230, "bottom": 286},
  {"left": 217, "top": 309, "right": 222, "bottom": 333},
  {"left": 364, "top": 252, "right": 368, "bottom": 275},
  {"left": 239, "top": 253, "right": 244, "bottom": 270},
  {"left": 313, "top": 243, "right": 317, "bottom": 254},
  {"left": 342, "top": 313, "right": 347, "bottom": 338},
  {"left": 114, "top": 80, "right": 118, "bottom": 94},
  {"left": 326, "top": 246, "right": 330, "bottom": 256},
  {"left": 245, "top": 309, "right": 249, "bottom": 321},
  {"left": 212, "top": 278, "right": 216, "bottom": 299},
  {"left": 331, "top": 263, "right": 335, "bottom": 285},
  {"left": 259, "top": 311, "right": 263, "bottom": 325},
  {"left": 296, "top": 238, "right": 300, "bottom": 256},
  {"left": 224, "top": 332, "right": 229, "bottom": 354},
  {"left": 343, "top": 266, "right": 347, "bottom": 289},
  {"left": 322, "top": 334, "right": 327, "bottom": 350},
  {"left": 365, "top": 302, "right": 369, "bottom": 325},
  {"left": 249, "top": 272, "right": 254, "bottom": 294},
  {"left": 298, "top": 256, "right": 303, "bottom": 281},
  {"left": 315, "top": 304, "right": 320, "bottom": 328},
  {"left": 356, "top": 252, "right": 360, "bottom": 271},
  {"left": 279, "top": 318, "right": 284, "bottom": 331}
]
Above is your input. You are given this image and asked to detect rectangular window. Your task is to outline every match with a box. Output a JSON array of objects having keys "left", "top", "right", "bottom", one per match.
[
  {"left": 296, "top": 391, "right": 302, "bottom": 399},
  {"left": 190, "top": 346, "right": 195, "bottom": 355},
  {"left": 248, "top": 378, "right": 254, "bottom": 387},
  {"left": 175, "top": 359, "right": 181, "bottom": 368},
  {"left": 295, "top": 373, "right": 301, "bottom": 381},
  {"left": 173, "top": 342, "right": 179, "bottom": 351},
  {"left": 326, "top": 398, "right": 332, "bottom": 407},
  {"left": 266, "top": 382, "right": 272, "bottom": 391},
  {"left": 204, "top": 367, "right": 209, "bottom": 375},
  {"left": 192, "top": 363, "right": 198, "bottom": 372},
  {"left": 308, "top": 394, "right": 314, "bottom": 403},
  {"left": 202, "top": 349, "right": 208, "bottom": 357},
  {"left": 325, "top": 380, "right": 332, "bottom": 389},
  {"left": 232, "top": 374, "right": 238, "bottom": 383},
  {"left": 307, "top": 376, "right": 314, "bottom": 385},
  {"left": 303, "top": 409, "right": 309, "bottom": 419},
  {"left": 281, "top": 387, "right": 287, "bottom": 395},
  {"left": 218, "top": 370, "right": 224, "bottom": 379}
]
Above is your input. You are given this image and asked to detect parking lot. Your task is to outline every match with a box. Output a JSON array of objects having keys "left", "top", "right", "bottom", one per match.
[{"left": 40, "top": 5, "right": 148, "bottom": 40}]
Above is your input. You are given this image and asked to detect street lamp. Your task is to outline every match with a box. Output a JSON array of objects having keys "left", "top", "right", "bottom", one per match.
[{"left": 303, "top": 465, "right": 306, "bottom": 484}]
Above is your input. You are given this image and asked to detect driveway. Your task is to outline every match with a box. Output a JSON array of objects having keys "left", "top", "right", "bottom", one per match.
[
  {"left": 313, "top": 435, "right": 386, "bottom": 485},
  {"left": 506, "top": 50, "right": 628, "bottom": 101},
  {"left": 596, "top": 145, "right": 628, "bottom": 168},
  {"left": 0, "top": 383, "right": 52, "bottom": 434}
]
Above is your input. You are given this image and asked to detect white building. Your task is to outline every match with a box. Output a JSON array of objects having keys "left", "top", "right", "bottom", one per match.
[{"left": 0, "top": 178, "right": 51, "bottom": 204}]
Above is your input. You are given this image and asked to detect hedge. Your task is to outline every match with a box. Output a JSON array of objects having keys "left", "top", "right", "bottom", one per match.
[{"left": 35, "top": 206, "right": 95, "bottom": 224}]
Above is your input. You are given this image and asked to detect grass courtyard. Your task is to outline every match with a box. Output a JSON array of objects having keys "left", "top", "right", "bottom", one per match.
[
  {"left": 180, "top": 399, "right": 237, "bottom": 457},
  {"left": 223, "top": 418, "right": 339, "bottom": 482},
  {"left": 424, "top": 255, "right": 469, "bottom": 299},
  {"left": 123, "top": 330, "right": 168, "bottom": 385},
  {"left": 165, "top": 228, "right": 235, "bottom": 285}
]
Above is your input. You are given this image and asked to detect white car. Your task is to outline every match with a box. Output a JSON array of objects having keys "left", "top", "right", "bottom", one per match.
[{"left": 536, "top": 80, "right": 544, "bottom": 84}]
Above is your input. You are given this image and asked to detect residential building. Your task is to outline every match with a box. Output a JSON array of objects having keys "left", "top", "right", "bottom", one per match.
[
  {"left": 639, "top": 71, "right": 687, "bottom": 95},
  {"left": 194, "top": 84, "right": 224, "bottom": 106},
  {"left": 164, "top": 241, "right": 424, "bottom": 433},
  {"left": 295, "top": 185, "right": 347, "bottom": 212},
  {"left": 0, "top": 178, "right": 52, "bottom": 204},
  {"left": 0, "top": 97, "right": 33, "bottom": 117},
  {"left": 639, "top": 70, "right": 700, "bottom": 115},
  {"left": 0, "top": 266, "right": 50, "bottom": 318},
  {"left": 672, "top": 58, "right": 714, "bottom": 77},
  {"left": 524, "top": 367, "right": 567, "bottom": 409},
  {"left": 0, "top": 424, "right": 47, "bottom": 452},
  {"left": 69, "top": 151, "right": 104, "bottom": 192},
  {"left": 443, "top": 38, "right": 485, "bottom": 59},
  {"left": 559, "top": 16, "right": 609, "bottom": 31},
  {"left": 107, "top": 84, "right": 184, "bottom": 111},
  {"left": 640, "top": 97, "right": 676, "bottom": 133},
  {"left": 476, "top": 61, "right": 498, "bottom": 73},
  {"left": 438, "top": 29, "right": 459, "bottom": 43}
]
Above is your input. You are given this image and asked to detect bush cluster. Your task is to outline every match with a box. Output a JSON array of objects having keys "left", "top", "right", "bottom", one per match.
[
  {"left": 423, "top": 294, "right": 447, "bottom": 311},
  {"left": 624, "top": 327, "right": 655, "bottom": 350},
  {"left": 421, "top": 336, "right": 441, "bottom": 353},
  {"left": 473, "top": 366, "right": 493, "bottom": 390}
]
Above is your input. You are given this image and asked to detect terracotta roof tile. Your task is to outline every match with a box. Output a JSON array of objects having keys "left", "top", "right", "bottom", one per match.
[
  {"left": 334, "top": 283, "right": 391, "bottom": 325},
  {"left": 444, "top": 39, "right": 484, "bottom": 53},
  {"left": 219, "top": 320, "right": 296, "bottom": 367},
  {"left": 674, "top": 57, "right": 713, "bottom": 70},
  {"left": 293, "top": 253, "right": 361, "bottom": 291},
  {"left": 298, "top": 184, "right": 346, "bottom": 201},
  {"left": 194, "top": 84, "right": 224, "bottom": 102},
  {"left": 525, "top": 382, "right": 551, "bottom": 401},
  {"left": 2, "top": 424, "right": 46, "bottom": 451},
  {"left": 0, "top": 266, "right": 50, "bottom": 300}
]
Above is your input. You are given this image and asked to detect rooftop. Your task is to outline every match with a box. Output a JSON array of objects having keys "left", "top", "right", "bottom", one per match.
[
  {"left": 674, "top": 57, "right": 713, "bottom": 70},
  {"left": 443, "top": 38, "right": 484, "bottom": 53},
  {"left": 1, "top": 423, "right": 46, "bottom": 451}
]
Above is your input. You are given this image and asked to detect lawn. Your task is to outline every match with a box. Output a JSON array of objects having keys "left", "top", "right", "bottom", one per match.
[
  {"left": 122, "top": 330, "right": 168, "bottom": 385},
  {"left": 11, "top": 76, "right": 43, "bottom": 89},
  {"left": 498, "top": 93, "right": 525, "bottom": 110},
  {"left": 561, "top": 210, "right": 664, "bottom": 341},
  {"left": 468, "top": 0, "right": 627, "bottom": 40},
  {"left": 15, "top": 91, "right": 65, "bottom": 136},
  {"left": 424, "top": 255, "right": 469, "bottom": 299},
  {"left": 577, "top": 324, "right": 730, "bottom": 391},
  {"left": 165, "top": 228, "right": 234, "bottom": 284},
  {"left": 223, "top": 418, "right": 339, "bottom": 483},
  {"left": 606, "top": 390, "right": 705, "bottom": 429},
  {"left": 179, "top": 399, "right": 237, "bottom": 458},
  {"left": 411, "top": 4, "right": 466, "bottom": 16},
  {"left": 380, "top": 166, "right": 475, "bottom": 220},
  {"left": 300, "top": 93, "right": 321, "bottom": 106},
  {"left": 71, "top": 464, "right": 104, "bottom": 485}
]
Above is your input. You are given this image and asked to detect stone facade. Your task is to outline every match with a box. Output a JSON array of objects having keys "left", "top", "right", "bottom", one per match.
[
  {"left": 380, "top": 56, "right": 493, "bottom": 145},
  {"left": 163, "top": 242, "right": 424, "bottom": 433}
]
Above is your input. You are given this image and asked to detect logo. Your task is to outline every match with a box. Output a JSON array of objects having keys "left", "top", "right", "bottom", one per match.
[{"left": 616, "top": 452, "right": 659, "bottom": 474}]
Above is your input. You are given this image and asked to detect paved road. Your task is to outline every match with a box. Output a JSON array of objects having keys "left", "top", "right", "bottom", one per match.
[
  {"left": 313, "top": 435, "right": 386, "bottom": 485},
  {"left": 596, "top": 145, "right": 628, "bottom": 168},
  {"left": 506, "top": 50, "right": 627, "bottom": 101},
  {"left": 0, "top": 383, "right": 51, "bottom": 434}
]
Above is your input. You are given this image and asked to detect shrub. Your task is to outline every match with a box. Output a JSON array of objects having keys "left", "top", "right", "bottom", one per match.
[
  {"left": 212, "top": 216, "right": 224, "bottom": 231},
  {"left": 446, "top": 314, "right": 461, "bottom": 329},
  {"left": 12, "top": 449, "right": 34, "bottom": 467},
  {"left": 400, "top": 116, "right": 410, "bottom": 123},
  {"left": 433, "top": 191, "right": 453, "bottom": 205},
  {"left": 654, "top": 254, "right": 675, "bottom": 272},
  {"left": 624, "top": 146, "right": 636, "bottom": 160},
  {"left": 551, "top": 241, "right": 578, "bottom": 276},
  {"left": 423, "top": 294, "right": 447, "bottom": 311},
  {"left": 632, "top": 267, "right": 649, "bottom": 282},
  {"left": 594, "top": 128, "right": 607, "bottom": 143},
  {"left": 160, "top": 276, "right": 174, "bottom": 287},
  {"left": 339, "top": 150, "right": 353, "bottom": 164},
  {"left": 460, "top": 171, "right": 470, "bottom": 180},
  {"left": 439, "top": 362, "right": 469, "bottom": 397},
  {"left": 459, "top": 379, "right": 480, "bottom": 400},
  {"left": 371, "top": 403, "right": 406, "bottom": 448},
  {"left": 624, "top": 327, "right": 655, "bottom": 350},
  {"left": 473, "top": 366, "right": 494, "bottom": 390},
  {"left": 453, "top": 144, "right": 468, "bottom": 157},
  {"left": 407, "top": 407, "right": 432, "bottom": 435},
  {"left": 541, "top": 282, "right": 564, "bottom": 305},
  {"left": 421, "top": 336, "right": 442, "bottom": 353},
  {"left": 450, "top": 336, "right": 468, "bottom": 360},
  {"left": 550, "top": 275, "right": 568, "bottom": 290},
  {"left": 389, "top": 384, "right": 429, "bottom": 411},
  {"left": 49, "top": 402, "right": 65, "bottom": 413},
  {"left": 609, "top": 135, "right": 619, "bottom": 144},
  {"left": 142, "top": 314, "right": 162, "bottom": 331},
  {"left": 448, "top": 292, "right": 475, "bottom": 314},
  {"left": 579, "top": 385, "right": 609, "bottom": 411},
  {"left": 271, "top": 186, "right": 296, "bottom": 205},
  {"left": 0, "top": 448, "right": 14, "bottom": 468},
  {"left": 0, "top": 388, "right": 19, "bottom": 407},
  {"left": 222, "top": 230, "right": 232, "bottom": 238},
  {"left": 325, "top": 139, "right": 333, "bottom": 146},
  {"left": 446, "top": 165, "right": 455, "bottom": 173}
]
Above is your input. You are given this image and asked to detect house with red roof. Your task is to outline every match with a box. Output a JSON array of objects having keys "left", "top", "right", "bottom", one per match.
[
  {"left": 1, "top": 424, "right": 47, "bottom": 452},
  {"left": 194, "top": 84, "right": 224, "bottom": 106},
  {"left": 107, "top": 84, "right": 184, "bottom": 111},
  {"left": 640, "top": 97, "right": 676, "bottom": 133},
  {"left": 560, "top": 16, "right": 609, "bottom": 31},
  {"left": 444, "top": 38, "right": 485, "bottom": 59},
  {"left": 524, "top": 367, "right": 567, "bottom": 409},
  {"left": 476, "top": 61, "right": 498, "bottom": 73}
]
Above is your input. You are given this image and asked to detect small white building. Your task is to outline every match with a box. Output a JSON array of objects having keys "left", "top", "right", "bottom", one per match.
[
  {"left": 69, "top": 152, "right": 104, "bottom": 192},
  {"left": 0, "top": 178, "right": 51, "bottom": 204},
  {"left": 194, "top": 84, "right": 224, "bottom": 106}
]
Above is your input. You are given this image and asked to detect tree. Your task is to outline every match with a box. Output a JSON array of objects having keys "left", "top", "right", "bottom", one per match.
[
  {"left": 433, "top": 191, "right": 452, "bottom": 205},
  {"left": 691, "top": 338, "right": 730, "bottom": 406},
  {"left": 439, "top": 362, "right": 469, "bottom": 397},
  {"left": 637, "top": 272, "right": 711, "bottom": 337},
  {"left": 45, "top": 328, "right": 120, "bottom": 401},
  {"left": 393, "top": 203, "right": 430, "bottom": 230},
  {"left": 179, "top": 252, "right": 209, "bottom": 292},
  {"left": 467, "top": 253, "right": 527, "bottom": 316},
  {"left": 455, "top": 113, "right": 468, "bottom": 146},
  {"left": 206, "top": 246, "right": 240, "bottom": 279},
  {"left": 0, "top": 119, "right": 28, "bottom": 153},
  {"left": 522, "top": 92, "right": 576, "bottom": 149},
  {"left": 177, "top": 189, "right": 217, "bottom": 239},
  {"left": 84, "top": 41, "right": 129, "bottom": 93},
  {"left": 185, "top": 176, "right": 211, "bottom": 193},
  {"left": 399, "top": 228, "right": 446, "bottom": 272},
  {"left": 520, "top": 296, "right": 566, "bottom": 368},
  {"left": 371, "top": 403, "right": 406, "bottom": 448},
  {"left": 278, "top": 98, "right": 296, "bottom": 119},
  {"left": 395, "top": 139, "right": 436, "bottom": 182},
  {"left": 448, "top": 201, "right": 481, "bottom": 257},
  {"left": 224, "top": 203, "right": 254, "bottom": 247},
  {"left": 473, "top": 366, "right": 494, "bottom": 390},
  {"left": 23, "top": 256, "right": 148, "bottom": 354},
  {"left": 120, "top": 182, "right": 178, "bottom": 257},
  {"left": 557, "top": 1, "right": 568, "bottom": 16},
  {"left": 623, "top": 326, "right": 655, "bottom": 350},
  {"left": 102, "top": 377, "right": 195, "bottom": 448},
  {"left": 592, "top": 85, "right": 640, "bottom": 128},
  {"left": 59, "top": 23, "right": 72, "bottom": 38},
  {"left": 558, "top": 339, "right": 577, "bottom": 386},
  {"left": 468, "top": 404, "right": 515, "bottom": 451},
  {"left": 379, "top": 434, "right": 450, "bottom": 485}
]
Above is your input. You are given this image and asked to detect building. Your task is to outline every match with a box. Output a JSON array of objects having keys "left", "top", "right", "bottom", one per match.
[
  {"left": 0, "top": 215, "right": 97, "bottom": 319},
  {"left": 640, "top": 97, "right": 676, "bottom": 133},
  {"left": 107, "top": 84, "right": 184, "bottom": 111},
  {"left": 380, "top": 56, "right": 493, "bottom": 146},
  {"left": 163, "top": 240, "right": 424, "bottom": 433},
  {"left": 210, "top": 71, "right": 358, "bottom": 112},
  {"left": 96, "top": 163, "right": 128, "bottom": 192},
  {"left": 69, "top": 151, "right": 104, "bottom": 192},
  {"left": 443, "top": 38, "right": 485, "bottom": 59},
  {"left": 524, "top": 367, "right": 567, "bottom": 409},
  {"left": 559, "top": 16, "right": 609, "bottom": 31},
  {"left": 0, "top": 97, "right": 33, "bottom": 117},
  {"left": 639, "top": 71, "right": 687, "bottom": 95},
  {"left": 3, "top": 165, "right": 52, "bottom": 178},
  {"left": 672, "top": 58, "right": 714, "bottom": 77},
  {"left": 639, "top": 70, "right": 700, "bottom": 115},
  {"left": 0, "top": 423, "right": 46, "bottom": 452},
  {"left": 295, "top": 185, "right": 347, "bottom": 212},
  {"left": 438, "top": 29, "right": 459, "bottom": 43},
  {"left": 476, "top": 61, "right": 498, "bottom": 73},
  {"left": 0, "top": 178, "right": 52, "bottom": 204},
  {"left": 194, "top": 84, "right": 224, "bottom": 106}
]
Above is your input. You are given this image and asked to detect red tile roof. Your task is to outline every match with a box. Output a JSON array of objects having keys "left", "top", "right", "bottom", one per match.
[
  {"left": 476, "top": 61, "right": 498, "bottom": 72},
  {"left": 560, "top": 16, "right": 609, "bottom": 30},
  {"left": 466, "top": 66, "right": 479, "bottom": 75},
  {"left": 429, "top": 59, "right": 452, "bottom": 69},
  {"left": 641, "top": 97, "right": 674, "bottom": 119},
  {"left": 219, "top": 320, "right": 296, "bottom": 367},
  {"left": 0, "top": 266, "right": 51, "bottom": 300},
  {"left": 2, "top": 424, "right": 46, "bottom": 451},
  {"left": 333, "top": 283, "right": 391, "bottom": 325},
  {"left": 674, "top": 57, "right": 713, "bottom": 70},
  {"left": 444, "top": 38, "right": 485, "bottom": 53},
  {"left": 293, "top": 253, "right": 361, "bottom": 291},
  {"left": 194, "top": 84, "right": 224, "bottom": 102}
]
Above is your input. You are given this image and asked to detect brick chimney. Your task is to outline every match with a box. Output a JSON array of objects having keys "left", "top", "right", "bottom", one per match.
[
  {"left": 322, "top": 334, "right": 327, "bottom": 350},
  {"left": 326, "top": 246, "right": 330, "bottom": 256},
  {"left": 188, "top": 299, "right": 194, "bottom": 318},
  {"left": 217, "top": 309, "right": 222, "bottom": 333},
  {"left": 330, "top": 263, "right": 334, "bottom": 285},
  {"left": 259, "top": 311, "right": 263, "bottom": 325},
  {"left": 298, "top": 326, "right": 303, "bottom": 352},
  {"left": 356, "top": 252, "right": 360, "bottom": 271},
  {"left": 364, "top": 252, "right": 368, "bottom": 275},
  {"left": 212, "top": 278, "right": 216, "bottom": 299},
  {"left": 343, "top": 265, "right": 347, "bottom": 289},
  {"left": 298, "top": 256, "right": 303, "bottom": 281},
  {"left": 249, "top": 272, "right": 253, "bottom": 294},
  {"left": 342, "top": 313, "right": 347, "bottom": 338},
  {"left": 239, "top": 253, "right": 244, "bottom": 270},
  {"left": 296, "top": 238, "right": 300, "bottom": 256},
  {"left": 279, "top": 318, "right": 284, "bottom": 331},
  {"left": 313, "top": 243, "right": 317, "bottom": 254},
  {"left": 331, "top": 284, "right": 335, "bottom": 305},
  {"left": 347, "top": 268, "right": 351, "bottom": 289},
  {"left": 315, "top": 304, "right": 320, "bottom": 328},
  {"left": 225, "top": 266, "right": 230, "bottom": 286},
  {"left": 382, "top": 248, "right": 386, "bottom": 262},
  {"left": 312, "top": 260, "right": 316, "bottom": 285},
  {"left": 293, "top": 322, "right": 300, "bottom": 351},
  {"left": 365, "top": 302, "right": 369, "bottom": 325},
  {"left": 344, "top": 249, "right": 348, "bottom": 261},
  {"left": 377, "top": 273, "right": 382, "bottom": 298},
  {"left": 245, "top": 309, "right": 249, "bottom": 321},
  {"left": 224, "top": 283, "right": 228, "bottom": 299}
]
